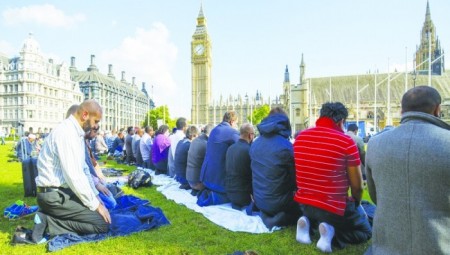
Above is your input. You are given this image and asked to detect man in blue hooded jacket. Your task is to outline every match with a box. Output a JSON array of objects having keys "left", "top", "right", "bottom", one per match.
[
  {"left": 250, "top": 107, "right": 302, "bottom": 229},
  {"left": 197, "top": 111, "right": 239, "bottom": 206}
]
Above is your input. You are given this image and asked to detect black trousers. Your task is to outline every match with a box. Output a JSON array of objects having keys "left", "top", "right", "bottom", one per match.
[
  {"left": 36, "top": 188, "right": 109, "bottom": 236},
  {"left": 303, "top": 200, "right": 372, "bottom": 249}
]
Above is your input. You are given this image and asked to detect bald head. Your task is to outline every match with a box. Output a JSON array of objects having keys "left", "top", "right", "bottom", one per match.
[
  {"left": 77, "top": 100, "right": 103, "bottom": 116},
  {"left": 239, "top": 123, "right": 255, "bottom": 143},
  {"left": 75, "top": 100, "right": 103, "bottom": 132},
  {"left": 401, "top": 86, "right": 441, "bottom": 116}
]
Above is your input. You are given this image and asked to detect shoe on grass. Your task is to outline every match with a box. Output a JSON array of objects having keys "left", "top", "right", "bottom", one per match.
[
  {"left": 317, "top": 222, "right": 335, "bottom": 253},
  {"left": 11, "top": 231, "right": 34, "bottom": 245},
  {"left": 296, "top": 216, "right": 312, "bottom": 244}
]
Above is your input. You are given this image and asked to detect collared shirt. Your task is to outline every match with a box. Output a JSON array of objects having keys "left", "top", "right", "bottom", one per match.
[
  {"left": 140, "top": 133, "right": 153, "bottom": 161},
  {"left": 36, "top": 115, "right": 99, "bottom": 211}
]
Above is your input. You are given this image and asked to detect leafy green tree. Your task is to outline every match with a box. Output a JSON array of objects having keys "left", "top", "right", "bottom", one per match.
[
  {"left": 249, "top": 104, "right": 270, "bottom": 125},
  {"left": 142, "top": 105, "right": 175, "bottom": 130}
]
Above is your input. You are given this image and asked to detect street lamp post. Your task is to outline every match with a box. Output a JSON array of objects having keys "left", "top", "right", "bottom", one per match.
[
  {"left": 290, "top": 83, "right": 299, "bottom": 135},
  {"left": 196, "top": 92, "right": 200, "bottom": 126},
  {"left": 427, "top": 30, "right": 432, "bottom": 86}
]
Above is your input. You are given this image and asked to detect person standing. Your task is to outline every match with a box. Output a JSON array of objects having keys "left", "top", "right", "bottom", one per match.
[
  {"left": 13, "top": 100, "right": 110, "bottom": 244},
  {"left": 125, "top": 126, "right": 135, "bottom": 165},
  {"left": 294, "top": 102, "right": 371, "bottom": 253},
  {"left": 366, "top": 86, "right": 450, "bottom": 255},
  {"left": 0, "top": 128, "right": 6, "bottom": 145}
]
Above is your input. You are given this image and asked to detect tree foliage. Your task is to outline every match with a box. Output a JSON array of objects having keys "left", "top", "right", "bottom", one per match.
[
  {"left": 142, "top": 105, "right": 175, "bottom": 130},
  {"left": 249, "top": 104, "right": 270, "bottom": 125}
]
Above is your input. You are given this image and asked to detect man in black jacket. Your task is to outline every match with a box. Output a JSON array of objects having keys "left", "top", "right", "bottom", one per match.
[{"left": 225, "top": 123, "right": 255, "bottom": 210}]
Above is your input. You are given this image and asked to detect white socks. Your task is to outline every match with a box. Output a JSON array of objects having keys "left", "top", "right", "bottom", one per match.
[
  {"left": 317, "top": 222, "right": 335, "bottom": 253},
  {"left": 296, "top": 216, "right": 312, "bottom": 244}
]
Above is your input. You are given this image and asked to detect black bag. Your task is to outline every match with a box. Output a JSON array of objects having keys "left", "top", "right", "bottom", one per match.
[
  {"left": 128, "top": 169, "right": 152, "bottom": 189},
  {"left": 22, "top": 158, "right": 38, "bottom": 197}
]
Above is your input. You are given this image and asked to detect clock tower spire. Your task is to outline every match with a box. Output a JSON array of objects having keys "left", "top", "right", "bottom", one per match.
[{"left": 191, "top": 3, "right": 212, "bottom": 125}]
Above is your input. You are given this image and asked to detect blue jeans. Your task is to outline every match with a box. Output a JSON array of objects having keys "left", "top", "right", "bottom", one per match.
[{"left": 303, "top": 200, "right": 372, "bottom": 249}]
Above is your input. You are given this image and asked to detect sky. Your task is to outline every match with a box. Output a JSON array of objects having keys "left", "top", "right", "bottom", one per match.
[{"left": 1, "top": 0, "right": 449, "bottom": 118}]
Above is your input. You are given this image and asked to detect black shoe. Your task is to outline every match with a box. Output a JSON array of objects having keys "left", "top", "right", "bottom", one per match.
[
  {"left": 190, "top": 189, "right": 199, "bottom": 196},
  {"left": 179, "top": 183, "right": 191, "bottom": 190},
  {"left": 11, "top": 231, "right": 34, "bottom": 245},
  {"left": 15, "top": 226, "right": 32, "bottom": 235}
]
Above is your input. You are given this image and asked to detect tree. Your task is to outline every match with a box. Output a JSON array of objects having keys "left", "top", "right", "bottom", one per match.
[
  {"left": 249, "top": 104, "right": 270, "bottom": 125},
  {"left": 142, "top": 105, "right": 175, "bottom": 131}
]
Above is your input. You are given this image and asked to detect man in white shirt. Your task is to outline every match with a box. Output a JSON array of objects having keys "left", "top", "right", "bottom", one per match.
[
  {"left": 140, "top": 126, "right": 154, "bottom": 169},
  {"left": 167, "top": 117, "right": 187, "bottom": 177},
  {"left": 14, "top": 100, "right": 111, "bottom": 244}
]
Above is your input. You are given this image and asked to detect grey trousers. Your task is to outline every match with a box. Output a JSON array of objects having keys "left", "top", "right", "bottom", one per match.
[{"left": 36, "top": 188, "right": 109, "bottom": 236}]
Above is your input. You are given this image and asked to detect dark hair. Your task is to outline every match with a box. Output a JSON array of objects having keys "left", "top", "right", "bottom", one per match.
[
  {"left": 176, "top": 117, "right": 187, "bottom": 129},
  {"left": 144, "top": 126, "right": 153, "bottom": 133},
  {"left": 347, "top": 123, "right": 358, "bottom": 132},
  {"left": 269, "top": 106, "right": 287, "bottom": 116},
  {"left": 127, "top": 126, "right": 134, "bottom": 134},
  {"left": 320, "top": 102, "right": 348, "bottom": 123},
  {"left": 186, "top": 125, "right": 199, "bottom": 139},
  {"left": 202, "top": 124, "right": 214, "bottom": 135},
  {"left": 401, "top": 86, "right": 441, "bottom": 114},
  {"left": 155, "top": 125, "right": 169, "bottom": 136}
]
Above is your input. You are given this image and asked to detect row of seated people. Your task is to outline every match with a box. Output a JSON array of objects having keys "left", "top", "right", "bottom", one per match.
[{"left": 160, "top": 108, "right": 370, "bottom": 254}]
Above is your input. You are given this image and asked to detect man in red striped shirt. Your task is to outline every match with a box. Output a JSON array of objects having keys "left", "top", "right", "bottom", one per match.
[{"left": 293, "top": 102, "right": 371, "bottom": 253}]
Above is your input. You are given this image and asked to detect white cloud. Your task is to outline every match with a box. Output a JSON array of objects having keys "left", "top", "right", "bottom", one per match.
[
  {"left": 100, "top": 22, "right": 180, "bottom": 115},
  {"left": 2, "top": 4, "right": 85, "bottom": 28}
]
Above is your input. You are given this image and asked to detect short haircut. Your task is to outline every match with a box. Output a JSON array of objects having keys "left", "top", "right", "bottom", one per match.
[
  {"left": 401, "top": 86, "right": 441, "bottom": 114},
  {"left": 269, "top": 106, "right": 287, "bottom": 116},
  {"left": 144, "top": 126, "right": 153, "bottom": 133},
  {"left": 176, "top": 117, "right": 187, "bottom": 129},
  {"left": 347, "top": 123, "right": 358, "bottom": 132},
  {"left": 186, "top": 125, "right": 199, "bottom": 139},
  {"left": 65, "top": 104, "right": 79, "bottom": 118},
  {"left": 239, "top": 123, "right": 254, "bottom": 136},
  {"left": 203, "top": 124, "right": 214, "bottom": 136},
  {"left": 222, "top": 110, "right": 238, "bottom": 123},
  {"left": 127, "top": 126, "right": 134, "bottom": 134},
  {"left": 319, "top": 102, "right": 348, "bottom": 123}
]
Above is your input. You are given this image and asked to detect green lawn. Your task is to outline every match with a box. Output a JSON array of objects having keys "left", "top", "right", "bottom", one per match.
[{"left": 0, "top": 142, "right": 371, "bottom": 255}]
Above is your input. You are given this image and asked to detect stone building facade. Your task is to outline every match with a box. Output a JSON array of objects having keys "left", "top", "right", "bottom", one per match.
[
  {"left": 0, "top": 34, "right": 83, "bottom": 136},
  {"left": 70, "top": 55, "right": 150, "bottom": 132}
]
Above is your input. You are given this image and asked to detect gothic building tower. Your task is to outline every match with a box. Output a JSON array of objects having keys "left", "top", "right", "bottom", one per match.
[
  {"left": 191, "top": 5, "right": 212, "bottom": 125},
  {"left": 415, "top": 1, "right": 445, "bottom": 75}
]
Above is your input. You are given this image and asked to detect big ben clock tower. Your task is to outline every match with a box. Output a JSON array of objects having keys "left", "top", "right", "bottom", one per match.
[{"left": 191, "top": 5, "right": 212, "bottom": 125}]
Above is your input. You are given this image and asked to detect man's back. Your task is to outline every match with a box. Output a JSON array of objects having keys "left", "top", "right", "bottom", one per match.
[
  {"left": 200, "top": 122, "right": 239, "bottom": 193},
  {"left": 366, "top": 112, "right": 450, "bottom": 255},
  {"left": 225, "top": 139, "right": 252, "bottom": 199},
  {"left": 186, "top": 133, "right": 207, "bottom": 184}
]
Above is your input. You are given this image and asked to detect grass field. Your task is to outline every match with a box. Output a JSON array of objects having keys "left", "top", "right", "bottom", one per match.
[{"left": 0, "top": 142, "right": 371, "bottom": 255}]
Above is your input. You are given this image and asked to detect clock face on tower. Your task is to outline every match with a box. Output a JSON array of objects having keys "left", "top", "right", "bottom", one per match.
[{"left": 194, "top": 44, "right": 205, "bottom": 55}]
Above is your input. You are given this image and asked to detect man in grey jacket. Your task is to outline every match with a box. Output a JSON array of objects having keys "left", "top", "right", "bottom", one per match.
[{"left": 366, "top": 86, "right": 450, "bottom": 255}]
